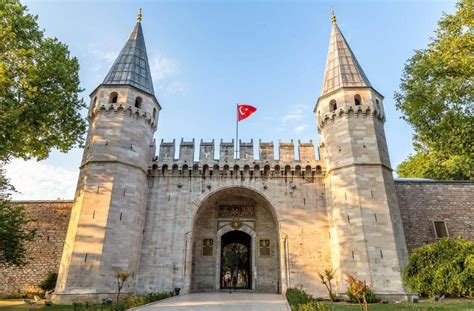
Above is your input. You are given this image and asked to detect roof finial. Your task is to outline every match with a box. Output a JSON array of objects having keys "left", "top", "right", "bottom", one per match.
[
  {"left": 331, "top": 10, "right": 337, "bottom": 24},
  {"left": 137, "top": 8, "right": 143, "bottom": 22}
]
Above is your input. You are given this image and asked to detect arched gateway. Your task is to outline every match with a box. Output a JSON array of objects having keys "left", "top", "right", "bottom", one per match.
[{"left": 190, "top": 187, "right": 280, "bottom": 293}]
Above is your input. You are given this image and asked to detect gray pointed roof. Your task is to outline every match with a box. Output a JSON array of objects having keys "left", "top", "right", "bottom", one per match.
[
  {"left": 102, "top": 21, "right": 155, "bottom": 95},
  {"left": 321, "top": 19, "right": 371, "bottom": 96}
]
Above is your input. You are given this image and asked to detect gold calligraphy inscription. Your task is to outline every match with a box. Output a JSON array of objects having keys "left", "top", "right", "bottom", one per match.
[{"left": 218, "top": 205, "right": 255, "bottom": 218}]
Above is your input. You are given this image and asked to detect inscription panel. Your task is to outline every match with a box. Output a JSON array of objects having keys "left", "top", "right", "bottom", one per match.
[{"left": 218, "top": 205, "right": 255, "bottom": 218}]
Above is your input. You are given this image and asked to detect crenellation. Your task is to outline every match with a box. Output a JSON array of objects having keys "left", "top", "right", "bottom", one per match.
[
  {"left": 179, "top": 138, "right": 195, "bottom": 164},
  {"left": 259, "top": 141, "right": 274, "bottom": 160},
  {"left": 239, "top": 139, "right": 254, "bottom": 160},
  {"left": 159, "top": 139, "right": 175, "bottom": 161},
  {"left": 220, "top": 139, "right": 234, "bottom": 161},
  {"left": 199, "top": 139, "right": 215, "bottom": 161},
  {"left": 152, "top": 139, "right": 324, "bottom": 175},
  {"left": 279, "top": 140, "right": 294, "bottom": 161}
]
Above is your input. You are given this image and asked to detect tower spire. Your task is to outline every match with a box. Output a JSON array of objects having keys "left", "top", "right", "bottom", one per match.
[
  {"left": 137, "top": 8, "right": 143, "bottom": 22},
  {"left": 320, "top": 15, "right": 371, "bottom": 96},
  {"left": 102, "top": 11, "right": 154, "bottom": 95}
]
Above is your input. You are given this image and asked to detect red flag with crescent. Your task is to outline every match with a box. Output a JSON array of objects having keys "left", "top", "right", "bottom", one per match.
[{"left": 237, "top": 104, "right": 257, "bottom": 121}]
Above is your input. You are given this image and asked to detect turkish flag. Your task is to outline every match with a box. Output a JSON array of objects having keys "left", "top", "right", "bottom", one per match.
[{"left": 237, "top": 104, "right": 257, "bottom": 121}]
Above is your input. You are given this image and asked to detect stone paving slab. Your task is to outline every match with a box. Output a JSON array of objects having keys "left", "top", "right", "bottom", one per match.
[{"left": 131, "top": 292, "right": 290, "bottom": 311}]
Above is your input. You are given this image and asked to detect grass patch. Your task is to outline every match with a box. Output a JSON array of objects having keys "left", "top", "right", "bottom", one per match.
[{"left": 320, "top": 299, "right": 473, "bottom": 310}]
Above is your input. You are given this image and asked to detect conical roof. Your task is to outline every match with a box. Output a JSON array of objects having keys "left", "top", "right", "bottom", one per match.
[
  {"left": 320, "top": 15, "right": 371, "bottom": 96},
  {"left": 102, "top": 17, "right": 154, "bottom": 95}
]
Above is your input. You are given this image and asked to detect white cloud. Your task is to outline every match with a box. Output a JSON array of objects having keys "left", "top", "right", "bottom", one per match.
[
  {"left": 281, "top": 104, "right": 307, "bottom": 123},
  {"left": 149, "top": 52, "right": 186, "bottom": 95},
  {"left": 5, "top": 159, "right": 77, "bottom": 200},
  {"left": 293, "top": 124, "right": 308, "bottom": 135}
]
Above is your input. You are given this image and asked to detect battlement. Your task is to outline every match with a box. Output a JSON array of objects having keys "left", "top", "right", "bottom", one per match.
[
  {"left": 318, "top": 104, "right": 385, "bottom": 130},
  {"left": 150, "top": 138, "right": 324, "bottom": 176},
  {"left": 90, "top": 102, "right": 158, "bottom": 128}
]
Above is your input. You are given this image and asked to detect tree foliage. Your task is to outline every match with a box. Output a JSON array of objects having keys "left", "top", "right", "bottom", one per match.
[
  {"left": 0, "top": 166, "right": 35, "bottom": 266},
  {"left": 395, "top": 0, "right": 473, "bottom": 180},
  {"left": 0, "top": 0, "right": 86, "bottom": 162},
  {"left": 402, "top": 238, "right": 474, "bottom": 298}
]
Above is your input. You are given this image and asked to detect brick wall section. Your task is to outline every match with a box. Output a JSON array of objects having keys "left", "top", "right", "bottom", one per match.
[
  {"left": 0, "top": 200, "right": 72, "bottom": 296},
  {"left": 395, "top": 180, "right": 474, "bottom": 252}
]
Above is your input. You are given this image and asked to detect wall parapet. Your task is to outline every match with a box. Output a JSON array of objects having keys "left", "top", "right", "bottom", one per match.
[{"left": 149, "top": 138, "right": 324, "bottom": 177}]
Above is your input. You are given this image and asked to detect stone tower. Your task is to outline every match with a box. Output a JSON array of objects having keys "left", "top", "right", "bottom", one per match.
[
  {"left": 53, "top": 10, "right": 160, "bottom": 303},
  {"left": 316, "top": 14, "right": 408, "bottom": 297}
]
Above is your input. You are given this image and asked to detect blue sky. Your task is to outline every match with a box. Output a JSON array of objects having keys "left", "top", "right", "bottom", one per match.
[{"left": 7, "top": 0, "right": 457, "bottom": 200}]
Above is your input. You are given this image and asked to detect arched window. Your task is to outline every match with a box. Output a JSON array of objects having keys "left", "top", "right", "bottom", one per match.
[
  {"left": 135, "top": 96, "right": 143, "bottom": 109},
  {"left": 182, "top": 164, "right": 189, "bottom": 176},
  {"left": 376, "top": 99, "right": 380, "bottom": 109},
  {"left": 109, "top": 92, "right": 118, "bottom": 103},
  {"left": 161, "top": 164, "right": 168, "bottom": 176},
  {"left": 316, "top": 165, "right": 322, "bottom": 175},
  {"left": 233, "top": 165, "right": 240, "bottom": 177},
  {"left": 274, "top": 165, "right": 281, "bottom": 175},
  {"left": 244, "top": 165, "right": 250, "bottom": 177},
  {"left": 172, "top": 164, "right": 179, "bottom": 175},
  {"left": 203, "top": 165, "right": 209, "bottom": 177},
  {"left": 295, "top": 165, "right": 302, "bottom": 176},
  {"left": 213, "top": 164, "right": 219, "bottom": 172},
  {"left": 285, "top": 165, "right": 291, "bottom": 176},
  {"left": 192, "top": 164, "right": 199, "bottom": 175},
  {"left": 354, "top": 94, "right": 362, "bottom": 106},
  {"left": 254, "top": 165, "right": 260, "bottom": 177},
  {"left": 329, "top": 99, "right": 337, "bottom": 112},
  {"left": 153, "top": 107, "right": 157, "bottom": 119},
  {"left": 152, "top": 164, "right": 158, "bottom": 175},
  {"left": 223, "top": 165, "right": 230, "bottom": 176},
  {"left": 305, "top": 165, "right": 312, "bottom": 176},
  {"left": 264, "top": 165, "right": 270, "bottom": 177}
]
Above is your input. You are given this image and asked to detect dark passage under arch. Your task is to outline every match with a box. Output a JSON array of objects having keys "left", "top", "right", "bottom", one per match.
[{"left": 220, "top": 230, "right": 251, "bottom": 289}]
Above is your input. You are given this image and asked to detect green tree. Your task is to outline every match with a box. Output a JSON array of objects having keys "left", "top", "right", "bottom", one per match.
[
  {"left": 395, "top": 0, "right": 473, "bottom": 180},
  {"left": 0, "top": 0, "right": 86, "bottom": 162},
  {"left": 403, "top": 238, "right": 474, "bottom": 298},
  {"left": 0, "top": 167, "right": 35, "bottom": 266},
  {"left": 0, "top": 1, "right": 86, "bottom": 265}
]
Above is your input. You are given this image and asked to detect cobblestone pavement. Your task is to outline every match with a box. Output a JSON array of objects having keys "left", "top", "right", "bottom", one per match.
[{"left": 131, "top": 292, "right": 290, "bottom": 311}]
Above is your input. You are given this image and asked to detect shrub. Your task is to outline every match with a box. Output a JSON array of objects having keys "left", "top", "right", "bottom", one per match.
[
  {"left": 403, "top": 237, "right": 474, "bottom": 298},
  {"left": 286, "top": 287, "right": 313, "bottom": 310},
  {"left": 39, "top": 272, "right": 58, "bottom": 292},
  {"left": 346, "top": 276, "right": 376, "bottom": 304},
  {"left": 297, "top": 300, "right": 328, "bottom": 311},
  {"left": 125, "top": 291, "right": 174, "bottom": 308}
]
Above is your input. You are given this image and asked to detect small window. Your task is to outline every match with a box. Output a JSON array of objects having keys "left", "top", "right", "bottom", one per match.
[
  {"left": 433, "top": 221, "right": 449, "bottom": 238},
  {"left": 93, "top": 96, "right": 98, "bottom": 107},
  {"left": 153, "top": 107, "right": 157, "bottom": 119},
  {"left": 376, "top": 99, "right": 380, "bottom": 109},
  {"left": 329, "top": 99, "right": 337, "bottom": 112},
  {"left": 354, "top": 94, "right": 362, "bottom": 106},
  {"left": 135, "top": 96, "right": 143, "bottom": 108},
  {"left": 259, "top": 239, "right": 271, "bottom": 257},
  {"left": 202, "top": 239, "right": 214, "bottom": 256},
  {"left": 109, "top": 92, "right": 118, "bottom": 103}
]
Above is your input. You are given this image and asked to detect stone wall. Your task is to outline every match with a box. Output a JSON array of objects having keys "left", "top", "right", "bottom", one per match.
[
  {"left": 395, "top": 180, "right": 474, "bottom": 252},
  {"left": 0, "top": 201, "right": 72, "bottom": 297}
]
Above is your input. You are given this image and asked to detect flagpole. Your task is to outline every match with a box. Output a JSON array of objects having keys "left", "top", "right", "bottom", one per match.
[{"left": 235, "top": 103, "right": 239, "bottom": 159}]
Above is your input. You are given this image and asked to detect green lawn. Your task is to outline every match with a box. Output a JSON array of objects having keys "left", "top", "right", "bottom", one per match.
[{"left": 320, "top": 299, "right": 474, "bottom": 311}]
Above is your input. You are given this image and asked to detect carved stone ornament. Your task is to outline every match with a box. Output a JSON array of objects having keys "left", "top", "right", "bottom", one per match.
[{"left": 230, "top": 218, "right": 243, "bottom": 229}]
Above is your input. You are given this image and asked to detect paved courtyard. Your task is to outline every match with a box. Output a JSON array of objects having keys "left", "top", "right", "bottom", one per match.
[{"left": 131, "top": 292, "right": 290, "bottom": 311}]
